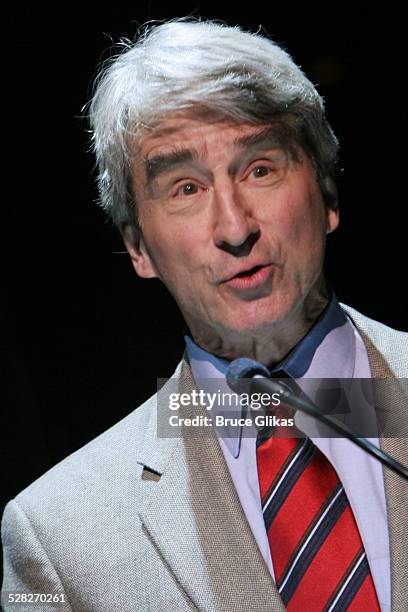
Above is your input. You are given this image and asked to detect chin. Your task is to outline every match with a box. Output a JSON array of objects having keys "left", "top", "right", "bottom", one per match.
[{"left": 221, "top": 299, "right": 293, "bottom": 335}]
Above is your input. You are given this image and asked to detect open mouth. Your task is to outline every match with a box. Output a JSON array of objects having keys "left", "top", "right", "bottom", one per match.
[
  {"left": 234, "top": 265, "right": 265, "bottom": 278},
  {"left": 224, "top": 264, "right": 273, "bottom": 292}
]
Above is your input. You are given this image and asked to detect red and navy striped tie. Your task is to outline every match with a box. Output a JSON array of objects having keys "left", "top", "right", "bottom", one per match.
[{"left": 256, "top": 434, "right": 381, "bottom": 610}]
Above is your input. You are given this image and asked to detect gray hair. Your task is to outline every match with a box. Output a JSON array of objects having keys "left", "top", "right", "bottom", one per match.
[{"left": 88, "top": 18, "right": 339, "bottom": 230}]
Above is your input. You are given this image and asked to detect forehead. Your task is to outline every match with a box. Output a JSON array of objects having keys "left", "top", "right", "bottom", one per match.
[{"left": 135, "top": 116, "right": 296, "bottom": 161}]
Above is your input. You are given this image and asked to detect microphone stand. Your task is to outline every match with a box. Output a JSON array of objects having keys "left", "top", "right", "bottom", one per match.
[{"left": 251, "top": 374, "right": 408, "bottom": 481}]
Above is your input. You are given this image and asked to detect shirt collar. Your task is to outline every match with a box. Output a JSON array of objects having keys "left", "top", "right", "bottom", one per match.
[
  {"left": 274, "top": 293, "right": 347, "bottom": 377},
  {"left": 185, "top": 293, "right": 355, "bottom": 458}
]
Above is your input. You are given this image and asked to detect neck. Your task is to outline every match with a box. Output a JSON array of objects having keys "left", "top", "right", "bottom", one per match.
[{"left": 188, "top": 281, "right": 331, "bottom": 367}]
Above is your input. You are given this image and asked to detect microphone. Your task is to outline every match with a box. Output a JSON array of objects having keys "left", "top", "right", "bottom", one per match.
[{"left": 226, "top": 358, "right": 408, "bottom": 481}]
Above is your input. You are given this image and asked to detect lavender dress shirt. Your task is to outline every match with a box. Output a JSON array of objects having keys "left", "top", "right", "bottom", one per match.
[{"left": 185, "top": 296, "right": 391, "bottom": 611}]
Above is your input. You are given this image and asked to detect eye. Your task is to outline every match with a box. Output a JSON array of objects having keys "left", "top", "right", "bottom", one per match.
[
  {"left": 245, "top": 157, "right": 287, "bottom": 185},
  {"left": 175, "top": 182, "right": 199, "bottom": 197},
  {"left": 252, "top": 165, "right": 271, "bottom": 178}
]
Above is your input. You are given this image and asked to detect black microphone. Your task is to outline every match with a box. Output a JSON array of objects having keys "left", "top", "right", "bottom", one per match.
[{"left": 226, "top": 357, "right": 408, "bottom": 481}]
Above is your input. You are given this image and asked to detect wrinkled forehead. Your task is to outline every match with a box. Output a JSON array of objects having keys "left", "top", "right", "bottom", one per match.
[
  {"left": 130, "top": 112, "right": 236, "bottom": 155},
  {"left": 130, "top": 113, "right": 303, "bottom": 171}
]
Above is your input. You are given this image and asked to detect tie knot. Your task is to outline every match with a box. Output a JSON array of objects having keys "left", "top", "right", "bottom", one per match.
[
  {"left": 253, "top": 370, "right": 302, "bottom": 444},
  {"left": 255, "top": 400, "right": 304, "bottom": 447}
]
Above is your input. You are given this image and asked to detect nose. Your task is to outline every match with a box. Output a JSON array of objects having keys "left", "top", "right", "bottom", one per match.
[{"left": 212, "top": 182, "right": 260, "bottom": 257}]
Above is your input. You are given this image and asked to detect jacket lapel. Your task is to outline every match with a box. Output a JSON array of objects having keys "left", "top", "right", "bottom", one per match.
[
  {"left": 137, "top": 357, "right": 285, "bottom": 612},
  {"left": 343, "top": 307, "right": 408, "bottom": 612}
]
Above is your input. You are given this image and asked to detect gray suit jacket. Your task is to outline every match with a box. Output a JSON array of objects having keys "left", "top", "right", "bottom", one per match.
[{"left": 2, "top": 304, "right": 408, "bottom": 612}]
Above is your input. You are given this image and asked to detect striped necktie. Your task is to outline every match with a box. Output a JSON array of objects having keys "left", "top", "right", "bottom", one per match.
[{"left": 256, "top": 431, "right": 381, "bottom": 610}]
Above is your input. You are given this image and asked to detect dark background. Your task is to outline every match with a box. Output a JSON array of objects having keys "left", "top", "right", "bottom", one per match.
[{"left": 1, "top": 4, "right": 406, "bottom": 536}]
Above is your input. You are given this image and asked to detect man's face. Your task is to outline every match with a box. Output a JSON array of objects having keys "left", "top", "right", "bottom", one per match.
[{"left": 125, "top": 117, "right": 339, "bottom": 339}]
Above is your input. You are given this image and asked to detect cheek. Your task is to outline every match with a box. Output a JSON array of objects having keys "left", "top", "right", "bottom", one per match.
[
  {"left": 264, "top": 199, "right": 327, "bottom": 290},
  {"left": 277, "top": 193, "right": 326, "bottom": 253},
  {"left": 146, "top": 222, "right": 204, "bottom": 281}
]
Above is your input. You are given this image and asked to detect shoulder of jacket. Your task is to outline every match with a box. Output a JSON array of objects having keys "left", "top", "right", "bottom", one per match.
[
  {"left": 12, "top": 360, "right": 183, "bottom": 512},
  {"left": 340, "top": 302, "right": 408, "bottom": 377},
  {"left": 340, "top": 302, "right": 408, "bottom": 339}
]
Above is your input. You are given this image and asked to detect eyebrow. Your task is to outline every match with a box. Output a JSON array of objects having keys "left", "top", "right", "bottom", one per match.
[
  {"left": 229, "top": 126, "right": 297, "bottom": 175},
  {"left": 143, "top": 126, "right": 296, "bottom": 188},
  {"left": 144, "top": 149, "right": 199, "bottom": 187}
]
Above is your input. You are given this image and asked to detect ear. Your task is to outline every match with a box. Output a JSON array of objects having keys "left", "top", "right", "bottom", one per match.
[
  {"left": 121, "top": 224, "right": 159, "bottom": 279},
  {"left": 321, "top": 176, "right": 339, "bottom": 234},
  {"left": 326, "top": 206, "right": 339, "bottom": 234}
]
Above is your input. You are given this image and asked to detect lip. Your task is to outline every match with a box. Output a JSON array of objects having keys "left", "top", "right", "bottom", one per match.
[{"left": 222, "top": 263, "right": 273, "bottom": 291}]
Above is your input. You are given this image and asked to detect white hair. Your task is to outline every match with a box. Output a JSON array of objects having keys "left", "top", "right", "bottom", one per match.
[{"left": 87, "top": 18, "right": 339, "bottom": 229}]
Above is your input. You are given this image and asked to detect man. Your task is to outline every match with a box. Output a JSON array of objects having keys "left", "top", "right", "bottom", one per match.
[{"left": 2, "top": 18, "right": 408, "bottom": 612}]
